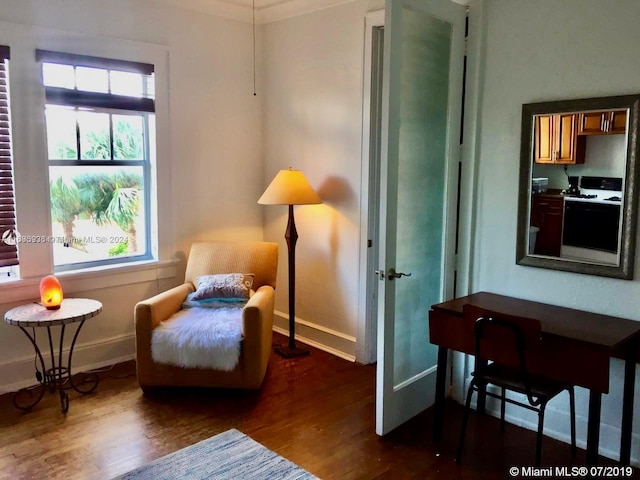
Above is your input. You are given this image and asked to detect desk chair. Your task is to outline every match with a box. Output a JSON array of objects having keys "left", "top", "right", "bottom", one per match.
[{"left": 456, "top": 305, "right": 576, "bottom": 467}]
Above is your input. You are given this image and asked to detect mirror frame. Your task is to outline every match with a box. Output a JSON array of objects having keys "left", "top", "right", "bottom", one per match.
[{"left": 516, "top": 94, "right": 640, "bottom": 279}]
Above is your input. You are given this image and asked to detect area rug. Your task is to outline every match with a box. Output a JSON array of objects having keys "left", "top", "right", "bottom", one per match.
[{"left": 113, "top": 429, "right": 318, "bottom": 480}]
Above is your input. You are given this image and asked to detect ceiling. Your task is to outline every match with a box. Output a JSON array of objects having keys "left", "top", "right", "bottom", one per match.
[{"left": 142, "top": 0, "right": 357, "bottom": 24}]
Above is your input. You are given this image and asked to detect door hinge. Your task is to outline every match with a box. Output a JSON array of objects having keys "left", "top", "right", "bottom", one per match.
[{"left": 367, "top": 239, "right": 372, "bottom": 248}]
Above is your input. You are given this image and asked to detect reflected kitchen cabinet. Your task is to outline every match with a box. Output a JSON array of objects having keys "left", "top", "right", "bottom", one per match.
[
  {"left": 530, "top": 194, "right": 564, "bottom": 256},
  {"left": 578, "top": 110, "right": 627, "bottom": 135},
  {"left": 534, "top": 113, "right": 586, "bottom": 164}
]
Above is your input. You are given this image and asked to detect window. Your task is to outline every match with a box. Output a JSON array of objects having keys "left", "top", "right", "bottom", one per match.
[
  {"left": 37, "top": 50, "right": 155, "bottom": 270},
  {"left": 0, "top": 45, "right": 19, "bottom": 275}
]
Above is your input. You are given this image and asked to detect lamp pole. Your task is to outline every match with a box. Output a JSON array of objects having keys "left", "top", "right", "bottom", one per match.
[{"left": 275, "top": 204, "right": 309, "bottom": 358}]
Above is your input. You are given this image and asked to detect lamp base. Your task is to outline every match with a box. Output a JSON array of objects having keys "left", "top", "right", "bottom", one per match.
[{"left": 275, "top": 345, "right": 310, "bottom": 359}]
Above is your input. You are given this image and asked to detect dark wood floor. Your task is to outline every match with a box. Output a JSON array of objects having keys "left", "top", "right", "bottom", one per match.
[{"left": 0, "top": 333, "right": 631, "bottom": 479}]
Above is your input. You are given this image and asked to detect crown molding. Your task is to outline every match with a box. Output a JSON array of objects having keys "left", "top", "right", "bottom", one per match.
[
  {"left": 258, "top": 0, "right": 360, "bottom": 24},
  {"left": 142, "top": 0, "right": 373, "bottom": 24},
  {"left": 143, "top": 0, "right": 251, "bottom": 23}
]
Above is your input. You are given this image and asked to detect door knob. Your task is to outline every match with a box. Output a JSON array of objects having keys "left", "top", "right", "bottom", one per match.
[{"left": 388, "top": 268, "right": 412, "bottom": 280}]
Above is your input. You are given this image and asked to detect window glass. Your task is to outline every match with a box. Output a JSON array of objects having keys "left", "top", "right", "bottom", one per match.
[
  {"left": 49, "top": 165, "right": 146, "bottom": 266},
  {"left": 110, "top": 70, "right": 143, "bottom": 97},
  {"left": 78, "top": 111, "right": 110, "bottom": 160},
  {"left": 145, "top": 74, "right": 155, "bottom": 99},
  {"left": 45, "top": 106, "right": 77, "bottom": 159},
  {"left": 42, "top": 63, "right": 75, "bottom": 89},
  {"left": 76, "top": 66, "right": 108, "bottom": 93},
  {"left": 113, "top": 114, "right": 144, "bottom": 160}
]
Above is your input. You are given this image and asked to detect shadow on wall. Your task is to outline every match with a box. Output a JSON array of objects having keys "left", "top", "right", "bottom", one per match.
[{"left": 292, "top": 175, "right": 358, "bottom": 335}]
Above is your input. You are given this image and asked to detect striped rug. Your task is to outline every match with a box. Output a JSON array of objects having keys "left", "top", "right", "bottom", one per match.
[{"left": 113, "top": 429, "right": 318, "bottom": 480}]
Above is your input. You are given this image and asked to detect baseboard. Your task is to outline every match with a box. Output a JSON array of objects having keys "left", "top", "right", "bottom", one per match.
[
  {"left": 273, "top": 310, "right": 356, "bottom": 362},
  {"left": 468, "top": 386, "right": 640, "bottom": 467},
  {"left": 0, "top": 333, "right": 135, "bottom": 394}
]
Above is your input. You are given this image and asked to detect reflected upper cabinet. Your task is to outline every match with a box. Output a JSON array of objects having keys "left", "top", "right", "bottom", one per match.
[
  {"left": 578, "top": 110, "right": 627, "bottom": 135},
  {"left": 534, "top": 113, "right": 585, "bottom": 164},
  {"left": 517, "top": 94, "right": 640, "bottom": 279}
]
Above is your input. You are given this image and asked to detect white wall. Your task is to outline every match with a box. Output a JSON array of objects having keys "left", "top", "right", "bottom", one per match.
[
  {"left": 0, "top": 0, "right": 263, "bottom": 391},
  {"left": 469, "top": 0, "right": 640, "bottom": 463},
  {"left": 261, "top": 0, "right": 382, "bottom": 359}
]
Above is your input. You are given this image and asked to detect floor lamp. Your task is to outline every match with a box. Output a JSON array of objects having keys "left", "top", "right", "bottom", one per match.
[{"left": 258, "top": 168, "right": 322, "bottom": 358}]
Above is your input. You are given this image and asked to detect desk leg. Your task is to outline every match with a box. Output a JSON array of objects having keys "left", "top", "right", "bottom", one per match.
[
  {"left": 620, "top": 346, "right": 636, "bottom": 466},
  {"left": 433, "top": 346, "right": 448, "bottom": 442},
  {"left": 586, "top": 390, "right": 602, "bottom": 466}
]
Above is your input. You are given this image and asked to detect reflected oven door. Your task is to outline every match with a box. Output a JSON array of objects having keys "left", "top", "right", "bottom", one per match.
[{"left": 562, "top": 201, "right": 620, "bottom": 253}]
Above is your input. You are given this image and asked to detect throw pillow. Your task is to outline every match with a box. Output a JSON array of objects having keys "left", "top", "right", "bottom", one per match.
[{"left": 189, "top": 273, "right": 254, "bottom": 301}]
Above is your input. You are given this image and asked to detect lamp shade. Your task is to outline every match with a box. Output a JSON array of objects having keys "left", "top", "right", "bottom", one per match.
[
  {"left": 39, "top": 275, "right": 63, "bottom": 310},
  {"left": 258, "top": 169, "right": 322, "bottom": 205}
]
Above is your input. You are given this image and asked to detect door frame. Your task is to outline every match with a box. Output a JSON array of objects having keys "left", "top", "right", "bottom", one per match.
[{"left": 356, "top": 9, "right": 385, "bottom": 365}]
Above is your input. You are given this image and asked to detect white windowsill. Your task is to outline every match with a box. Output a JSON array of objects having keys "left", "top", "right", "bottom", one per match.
[{"left": 0, "top": 258, "right": 180, "bottom": 305}]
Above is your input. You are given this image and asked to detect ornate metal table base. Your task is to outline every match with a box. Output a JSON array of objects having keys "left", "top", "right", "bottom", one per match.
[
  {"left": 13, "top": 322, "right": 100, "bottom": 413},
  {"left": 5, "top": 298, "right": 103, "bottom": 414}
]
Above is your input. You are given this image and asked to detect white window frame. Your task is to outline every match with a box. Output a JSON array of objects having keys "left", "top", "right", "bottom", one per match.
[{"left": 0, "top": 21, "right": 172, "bottom": 291}]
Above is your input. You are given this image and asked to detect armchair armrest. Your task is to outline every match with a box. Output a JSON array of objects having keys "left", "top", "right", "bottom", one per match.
[
  {"left": 241, "top": 285, "right": 275, "bottom": 388},
  {"left": 135, "top": 282, "right": 194, "bottom": 331},
  {"left": 135, "top": 282, "right": 194, "bottom": 384}
]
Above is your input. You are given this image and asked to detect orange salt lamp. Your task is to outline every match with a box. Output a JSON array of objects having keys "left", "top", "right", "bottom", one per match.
[{"left": 39, "top": 275, "right": 63, "bottom": 310}]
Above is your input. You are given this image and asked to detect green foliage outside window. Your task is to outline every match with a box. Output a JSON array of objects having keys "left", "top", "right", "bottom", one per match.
[{"left": 50, "top": 170, "right": 143, "bottom": 253}]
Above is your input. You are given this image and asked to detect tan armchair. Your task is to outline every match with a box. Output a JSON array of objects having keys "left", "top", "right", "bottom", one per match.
[{"left": 135, "top": 241, "right": 278, "bottom": 391}]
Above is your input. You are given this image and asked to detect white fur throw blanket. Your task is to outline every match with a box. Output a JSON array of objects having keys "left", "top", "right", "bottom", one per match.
[{"left": 151, "top": 307, "right": 243, "bottom": 371}]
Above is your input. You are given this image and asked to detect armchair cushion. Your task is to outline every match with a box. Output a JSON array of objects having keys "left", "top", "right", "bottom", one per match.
[{"left": 151, "top": 306, "right": 243, "bottom": 371}]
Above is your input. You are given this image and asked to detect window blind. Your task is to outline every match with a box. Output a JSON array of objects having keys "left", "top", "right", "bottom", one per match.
[
  {"left": 35, "top": 49, "right": 155, "bottom": 113},
  {"left": 35, "top": 49, "right": 154, "bottom": 75},
  {"left": 0, "top": 45, "right": 19, "bottom": 268}
]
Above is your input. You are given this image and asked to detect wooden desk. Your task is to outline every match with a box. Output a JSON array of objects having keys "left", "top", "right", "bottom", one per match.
[{"left": 429, "top": 292, "right": 640, "bottom": 466}]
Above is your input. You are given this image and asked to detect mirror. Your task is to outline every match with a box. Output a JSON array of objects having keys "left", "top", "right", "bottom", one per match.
[{"left": 517, "top": 94, "right": 640, "bottom": 279}]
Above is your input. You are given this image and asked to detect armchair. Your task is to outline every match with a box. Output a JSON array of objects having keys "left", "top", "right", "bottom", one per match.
[{"left": 135, "top": 241, "right": 278, "bottom": 391}]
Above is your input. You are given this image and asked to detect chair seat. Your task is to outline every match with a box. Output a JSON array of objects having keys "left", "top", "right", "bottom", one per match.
[
  {"left": 151, "top": 306, "right": 244, "bottom": 371},
  {"left": 473, "top": 363, "right": 569, "bottom": 400}
]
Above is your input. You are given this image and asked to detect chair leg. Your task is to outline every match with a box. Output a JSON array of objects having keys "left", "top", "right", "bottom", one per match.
[
  {"left": 500, "top": 387, "right": 506, "bottom": 432},
  {"left": 569, "top": 387, "right": 577, "bottom": 459},
  {"left": 456, "top": 380, "right": 476, "bottom": 464},
  {"left": 535, "top": 403, "right": 547, "bottom": 468}
]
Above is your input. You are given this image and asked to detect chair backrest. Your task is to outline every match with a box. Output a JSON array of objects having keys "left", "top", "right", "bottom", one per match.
[
  {"left": 463, "top": 304, "right": 543, "bottom": 402},
  {"left": 184, "top": 241, "right": 278, "bottom": 289}
]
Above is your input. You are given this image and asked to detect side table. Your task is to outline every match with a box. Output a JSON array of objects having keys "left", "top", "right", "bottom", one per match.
[{"left": 4, "top": 298, "right": 103, "bottom": 413}]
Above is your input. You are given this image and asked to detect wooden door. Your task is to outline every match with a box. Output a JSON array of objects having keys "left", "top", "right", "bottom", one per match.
[{"left": 376, "top": 0, "right": 464, "bottom": 436}]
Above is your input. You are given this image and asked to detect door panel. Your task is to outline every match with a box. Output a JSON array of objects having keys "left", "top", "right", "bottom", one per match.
[
  {"left": 376, "top": 0, "right": 464, "bottom": 435},
  {"left": 393, "top": 10, "right": 450, "bottom": 384}
]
